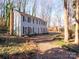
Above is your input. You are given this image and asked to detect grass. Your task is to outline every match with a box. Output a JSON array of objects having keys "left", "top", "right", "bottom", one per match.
[
  {"left": 51, "top": 40, "right": 65, "bottom": 47},
  {"left": 0, "top": 34, "right": 71, "bottom": 55},
  {"left": 48, "top": 33, "right": 64, "bottom": 39},
  {"left": 0, "top": 34, "right": 64, "bottom": 55},
  {"left": 0, "top": 43, "right": 36, "bottom": 55},
  {"left": 0, "top": 38, "right": 37, "bottom": 55},
  {"left": 47, "top": 33, "right": 65, "bottom": 47}
]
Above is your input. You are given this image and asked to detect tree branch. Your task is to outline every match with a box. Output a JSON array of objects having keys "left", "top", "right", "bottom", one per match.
[{"left": 75, "top": 19, "right": 79, "bottom": 23}]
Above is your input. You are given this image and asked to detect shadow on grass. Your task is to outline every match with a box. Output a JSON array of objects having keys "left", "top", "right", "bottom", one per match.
[
  {"left": 0, "top": 37, "right": 77, "bottom": 59},
  {"left": 35, "top": 38, "right": 63, "bottom": 44},
  {"left": 0, "top": 36, "right": 29, "bottom": 47},
  {"left": 62, "top": 44, "right": 79, "bottom": 53},
  {"left": 41, "top": 47, "right": 76, "bottom": 59},
  {"left": 0, "top": 49, "right": 37, "bottom": 59},
  {"left": 0, "top": 47, "right": 77, "bottom": 59}
]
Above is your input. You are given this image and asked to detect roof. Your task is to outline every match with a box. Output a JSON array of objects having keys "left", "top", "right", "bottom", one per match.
[{"left": 14, "top": 10, "right": 46, "bottom": 22}]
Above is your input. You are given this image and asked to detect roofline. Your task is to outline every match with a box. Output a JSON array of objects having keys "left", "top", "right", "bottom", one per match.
[{"left": 13, "top": 10, "right": 47, "bottom": 22}]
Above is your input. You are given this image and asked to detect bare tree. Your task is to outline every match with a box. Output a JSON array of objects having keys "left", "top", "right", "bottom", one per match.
[
  {"left": 32, "top": 0, "right": 37, "bottom": 16},
  {"left": 0, "top": 3, "right": 4, "bottom": 18},
  {"left": 40, "top": 0, "right": 52, "bottom": 27},
  {"left": 40, "top": 0, "right": 47, "bottom": 21},
  {"left": 64, "top": 0, "right": 69, "bottom": 42},
  {"left": 75, "top": 0, "right": 79, "bottom": 44},
  {"left": 16, "top": 0, "right": 28, "bottom": 12},
  {"left": 17, "top": 0, "right": 21, "bottom": 11}
]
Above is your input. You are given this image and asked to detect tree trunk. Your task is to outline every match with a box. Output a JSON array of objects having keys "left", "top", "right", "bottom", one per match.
[
  {"left": 75, "top": 23, "right": 79, "bottom": 44},
  {"left": 10, "top": 9, "right": 14, "bottom": 35},
  {"left": 64, "top": 8, "right": 69, "bottom": 42},
  {"left": 64, "top": 0, "right": 69, "bottom": 42},
  {"left": 75, "top": 0, "right": 79, "bottom": 44}
]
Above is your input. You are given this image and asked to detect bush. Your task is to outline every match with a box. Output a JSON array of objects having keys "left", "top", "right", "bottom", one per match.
[
  {"left": 68, "top": 29, "right": 74, "bottom": 39},
  {"left": 60, "top": 28, "right": 64, "bottom": 32},
  {"left": 0, "top": 26, "right": 8, "bottom": 33},
  {"left": 0, "top": 20, "right": 6, "bottom": 27}
]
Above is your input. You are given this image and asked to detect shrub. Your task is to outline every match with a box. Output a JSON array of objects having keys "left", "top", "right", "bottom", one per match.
[{"left": 68, "top": 29, "right": 74, "bottom": 39}]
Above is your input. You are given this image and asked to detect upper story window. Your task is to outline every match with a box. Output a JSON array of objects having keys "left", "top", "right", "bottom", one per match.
[
  {"left": 33, "top": 18, "right": 34, "bottom": 24},
  {"left": 36, "top": 19, "right": 38, "bottom": 24},
  {"left": 41, "top": 21, "right": 43, "bottom": 25},
  {"left": 44, "top": 22, "right": 47, "bottom": 25},
  {"left": 23, "top": 16, "right": 26, "bottom": 21},
  {"left": 27, "top": 17, "right": 31, "bottom": 23},
  {"left": 33, "top": 27, "right": 34, "bottom": 33},
  {"left": 39, "top": 20, "right": 40, "bottom": 24},
  {"left": 43, "top": 22, "right": 45, "bottom": 25},
  {"left": 42, "top": 21, "right": 46, "bottom": 25}
]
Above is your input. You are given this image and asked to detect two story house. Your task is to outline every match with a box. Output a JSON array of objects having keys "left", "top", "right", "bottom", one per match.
[{"left": 13, "top": 10, "right": 48, "bottom": 36}]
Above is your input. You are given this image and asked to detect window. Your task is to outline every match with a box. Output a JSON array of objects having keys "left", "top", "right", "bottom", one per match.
[
  {"left": 38, "top": 28, "right": 39, "bottom": 34},
  {"left": 23, "top": 16, "right": 26, "bottom": 21},
  {"left": 41, "top": 28, "right": 42, "bottom": 33},
  {"left": 27, "top": 17, "right": 31, "bottom": 23},
  {"left": 43, "top": 28, "right": 45, "bottom": 33},
  {"left": 41, "top": 22, "right": 42, "bottom": 25},
  {"left": 23, "top": 27, "right": 24, "bottom": 34},
  {"left": 36, "top": 20, "right": 38, "bottom": 24},
  {"left": 33, "top": 18, "right": 34, "bottom": 24},
  {"left": 28, "top": 27, "right": 31, "bottom": 35},
  {"left": 33, "top": 27, "right": 34, "bottom": 33},
  {"left": 44, "top": 22, "right": 45, "bottom": 25},
  {"left": 45, "top": 22, "right": 47, "bottom": 25},
  {"left": 40, "top": 21, "right": 42, "bottom": 25},
  {"left": 25, "top": 27, "right": 28, "bottom": 35},
  {"left": 23, "top": 27, "right": 28, "bottom": 35},
  {"left": 39, "top": 20, "right": 40, "bottom": 24}
]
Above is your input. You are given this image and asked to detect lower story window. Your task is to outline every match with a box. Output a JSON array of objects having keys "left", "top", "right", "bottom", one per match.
[
  {"left": 33, "top": 27, "right": 34, "bottom": 33},
  {"left": 23, "top": 27, "right": 28, "bottom": 35},
  {"left": 28, "top": 27, "right": 32, "bottom": 35},
  {"left": 23, "top": 27, "right": 24, "bottom": 34}
]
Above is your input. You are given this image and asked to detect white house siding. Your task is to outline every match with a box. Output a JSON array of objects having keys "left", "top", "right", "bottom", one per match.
[
  {"left": 13, "top": 10, "right": 48, "bottom": 36},
  {"left": 13, "top": 10, "right": 22, "bottom": 36}
]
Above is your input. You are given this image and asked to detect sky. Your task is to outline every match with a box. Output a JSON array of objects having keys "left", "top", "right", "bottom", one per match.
[
  {"left": 0, "top": 0, "right": 64, "bottom": 27},
  {"left": 50, "top": 0, "right": 64, "bottom": 27}
]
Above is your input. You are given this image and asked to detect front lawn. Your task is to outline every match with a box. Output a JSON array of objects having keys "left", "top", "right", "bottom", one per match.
[
  {"left": 50, "top": 40, "right": 65, "bottom": 47},
  {"left": 0, "top": 37, "right": 37, "bottom": 55}
]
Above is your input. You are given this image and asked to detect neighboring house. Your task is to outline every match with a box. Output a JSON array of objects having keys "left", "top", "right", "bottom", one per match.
[{"left": 13, "top": 10, "right": 48, "bottom": 36}]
